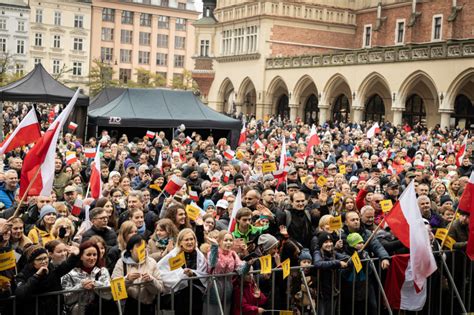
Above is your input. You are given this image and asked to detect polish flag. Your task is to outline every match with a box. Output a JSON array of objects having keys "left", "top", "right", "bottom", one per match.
[
  {"left": 384, "top": 254, "right": 428, "bottom": 311},
  {"left": 455, "top": 136, "right": 468, "bottom": 167},
  {"left": 384, "top": 181, "right": 437, "bottom": 290},
  {"left": 238, "top": 122, "right": 246, "bottom": 146},
  {"left": 84, "top": 147, "right": 96, "bottom": 159},
  {"left": 252, "top": 139, "right": 264, "bottom": 151},
  {"left": 20, "top": 89, "right": 80, "bottom": 197},
  {"left": 71, "top": 198, "right": 83, "bottom": 216},
  {"left": 274, "top": 138, "right": 289, "bottom": 186},
  {"left": 305, "top": 125, "right": 320, "bottom": 157},
  {"left": 223, "top": 171, "right": 230, "bottom": 183},
  {"left": 65, "top": 151, "right": 77, "bottom": 165},
  {"left": 156, "top": 151, "right": 163, "bottom": 172},
  {"left": 164, "top": 175, "right": 186, "bottom": 195},
  {"left": 68, "top": 122, "right": 78, "bottom": 131},
  {"left": 146, "top": 130, "right": 155, "bottom": 139},
  {"left": 188, "top": 190, "right": 199, "bottom": 202},
  {"left": 0, "top": 107, "right": 41, "bottom": 155},
  {"left": 90, "top": 144, "right": 102, "bottom": 199},
  {"left": 224, "top": 149, "right": 235, "bottom": 160},
  {"left": 279, "top": 137, "right": 288, "bottom": 169},
  {"left": 185, "top": 136, "right": 192, "bottom": 145},
  {"left": 367, "top": 122, "right": 381, "bottom": 139},
  {"left": 228, "top": 187, "right": 242, "bottom": 232},
  {"left": 459, "top": 171, "right": 474, "bottom": 259}
]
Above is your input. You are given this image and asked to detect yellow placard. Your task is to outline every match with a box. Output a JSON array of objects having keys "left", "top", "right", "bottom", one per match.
[
  {"left": 185, "top": 204, "right": 200, "bottom": 221},
  {"left": 380, "top": 200, "right": 393, "bottom": 213},
  {"left": 262, "top": 162, "right": 277, "bottom": 173},
  {"left": 317, "top": 176, "right": 327, "bottom": 187},
  {"left": 259, "top": 255, "right": 272, "bottom": 274},
  {"left": 300, "top": 176, "right": 307, "bottom": 184},
  {"left": 0, "top": 251, "right": 16, "bottom": 272},
  {"left": 110, "top": 277, "right": 128, "bottom": 301},
  {"left": 282, "top": 258, "right": 290, "bottom": 279},
  {"left": 280, "top": 311, "right": 293, "bottom": 315},
  {"left": 351, "top": 251, "right": 362, "bottom": 273},
  {"left": 443, "top": 236, "right": 456, "bottom": 250},
  {"left": 333, "top": 192, "right": 343, "bottom": 204},
  {"left": 435, "top": 228, "right": 448, "bottom": 242},
  {"left": 0, "top": 275, "right": 10, "bottom": 284},
  {"left": 137, "top": 241, "right": 146, "bottom": 263},
  {"left": 169, "top": 251, "right": 186, "bottom": 271},
  {"left": 236, "top": 150, "right": 245, "bottom": 160},
  {"left": 329, "top": 216, "right": 343, "bottom": 231},
  {"left": 339, "top": 165, "right": 346, "bottom": 174}
]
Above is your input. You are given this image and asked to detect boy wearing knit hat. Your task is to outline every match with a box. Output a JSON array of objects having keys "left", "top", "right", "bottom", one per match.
[
  {"left": 347, "top": 232, "right": 364, "bottom": 251},
  {"left": 293, "top": 248, "right": 316, "bottom": 313}
]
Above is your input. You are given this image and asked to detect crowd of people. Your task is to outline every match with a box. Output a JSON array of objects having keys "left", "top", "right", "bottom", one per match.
[{"left": 0, "top": 101, "right": 472, "bottom": 315}]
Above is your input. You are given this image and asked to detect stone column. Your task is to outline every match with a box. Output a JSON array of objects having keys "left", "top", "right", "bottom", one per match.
[
  {"left": 352, "top": 106, "right": 364, "bottom": 123},
  {"left": 289, "top": 104, "right": 298, "bottom": 123},
  {"left": 439, "top": 109, "right": 453, "bottom": 129},
  {"left": 392, "top": 107, "right": 404, "bottom": 126},
  {"left": 318, "top": 104, "right": 330, "bottom": 124},
  {"left": 235, "top": 102, "right": 242, "bottom": 115}
]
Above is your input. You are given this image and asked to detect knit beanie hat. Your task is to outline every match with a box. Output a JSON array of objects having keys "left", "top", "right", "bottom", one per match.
[
  {"left": 24, "top": 244, "right": 48, "bottom": 263},
  {"left": 203, "top": 199, "right": 215, "bottom": 210},
  {"left": 299, "top": 248, "right": 312, "bottom": 262},
  {"left": 347, "top": 232, "right": 364, "bottom": 248},
  {"left": 318, "top": 232, "right": 333, "bottom": 248},
  {"left": 440, "top": 195, "right": 453, "bottom": 206},
  {"left": 258, "top": 234, "right": 279, "bottom": 253},
  {"left": 39, "top": 205, "right": 57, "bottom": 221}
]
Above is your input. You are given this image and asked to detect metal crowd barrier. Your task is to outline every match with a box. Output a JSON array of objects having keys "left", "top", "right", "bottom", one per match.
[{"left": 0, "top": 250, "right": 473, "bottom": 315}]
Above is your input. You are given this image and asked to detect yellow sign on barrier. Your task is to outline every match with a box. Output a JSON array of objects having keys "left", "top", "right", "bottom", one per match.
[
  {"left": 169, "top": 251, "right": 186, "bottom": 271},
  {"left": 259, "top": 255, "right": 272, "bottom": 274},
  {"left": 351, "top": 251, "right": 362, "bottom": 273},
  {"left": 282, "top": 258, "right": 290, "bottom": 279},
  {"left": 111, "top": 277, "right": 128, "bottom": 301}
]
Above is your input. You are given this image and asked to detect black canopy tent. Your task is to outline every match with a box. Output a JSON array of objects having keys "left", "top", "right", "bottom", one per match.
[
  {"left": 0, "top": 63, "right": 89, "bottom": 138},
  {"left": 88, "top": 88, "right": 242, "bottom": 146}
]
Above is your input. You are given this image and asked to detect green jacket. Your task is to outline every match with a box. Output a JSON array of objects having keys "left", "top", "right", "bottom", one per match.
[{"left": 232, "top": 224, "right": 268, "bottom": 244}]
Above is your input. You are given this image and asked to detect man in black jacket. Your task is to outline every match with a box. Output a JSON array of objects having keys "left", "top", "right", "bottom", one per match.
[{"left": 82, "top": 207, "right": 117, "bottom": 247}]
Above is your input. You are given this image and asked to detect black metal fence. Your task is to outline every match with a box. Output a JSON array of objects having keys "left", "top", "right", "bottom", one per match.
[{"left": 0, "top": 250, "right": 472, "bottom": 315}]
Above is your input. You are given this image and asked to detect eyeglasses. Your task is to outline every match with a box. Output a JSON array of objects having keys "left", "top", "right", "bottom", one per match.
[
  {"left": 34, "top": 256, "right": 49, "bottom": 263},
  {"left": 94, "top": 216, "right": 108, "bottom": 221}
]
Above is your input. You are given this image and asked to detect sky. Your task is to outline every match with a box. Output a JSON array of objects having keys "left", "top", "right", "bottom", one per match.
[{"left": 195, "top": 0, "right": 203, "bottom": 12}]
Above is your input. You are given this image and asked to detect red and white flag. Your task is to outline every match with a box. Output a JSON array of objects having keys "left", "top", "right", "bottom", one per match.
[
  {"left": 223, "top": 171, "right": 230, "bottom": 183},
  {"left": 164, "top": 175, "right": 186, "bottom": 195},
  {"left": 20, "top": 89, "right": 80, "bottom": 197},
  {"left": 367, "top": 122, "right": 381, "bottom": 139},
  {"left": 146, "top": 130, "right": 155, "bottom": 139},
  {"left": 385, "top": 181, "right": 437, "bottom": 290},
  {"left": 238, "top": 122, "right": 246, "bottom": 146},
  {"left": 65, "top": 151, "right": 77, "bottom": 165},
  {"left": 305, "top": 125, "right": 320, "bottom": 157},
  {"left": 228, "top": 187, "right": 242, "bottom": 233},
  {"left": 455, "top": 136, "right": 468, "bottom": 167},
  {"left": 68, "top": 122, "right": 78, "bottom": 131},
  {"left": 224, "top": 149, "right": 235, "bottom": 160},
  {"left": 384, "top": 254, "right": 428, "bottom": 311},
  {"left": 71, "top": 198, "right": 83, "bottom": 216},
  {"left": 185, "top": 136, "right": 192, "bottom": 145},
  {"left": 279, "top": 137, "right": 288, "bottom": 169},
  {"left": 156, "top": 151, "right": 163, "bottom": 172},
  {"left": 90, "top": 145, "right": 102, "bottom": 199},
  {"left": 188, "top": 190, "right": 199, "bottom": 202},
  {"left": 84, "top": 147, "right": 96, "bottom": 158},
  {"left": 252, "top": 139, "right": 264, "bottom": 151},
  {"left": 0, "top": 107, "right": 41, "bottom": 155},
  {"left": 459, "top": 171, "right": 474, "bottom": 259}
]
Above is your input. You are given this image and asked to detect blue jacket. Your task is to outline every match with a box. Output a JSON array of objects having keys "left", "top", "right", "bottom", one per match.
[{"left": 0, "top": 183, "right": 16, "bottom": 209}]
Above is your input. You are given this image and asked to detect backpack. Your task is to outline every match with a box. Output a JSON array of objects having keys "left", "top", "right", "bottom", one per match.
[{"left": 284, "top": 209, "right": 312, "bottom": 229}]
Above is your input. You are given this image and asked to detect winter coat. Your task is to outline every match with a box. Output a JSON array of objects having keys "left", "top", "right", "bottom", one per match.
[
  {"left": 313, "top": 249, "right": 348, "bottom": 298},
  {"left": 82, "top": 225, "right": 118, "bottom": 247},
  {"left": 0, "top": 182, "right": 16, "bottom": 209},
  {"left": 111, "top": 254, "right": 163, "bottom": 304},
  {"left": 61, "top": 266, "right": 112, "bottom": 315},
  {"left": 27, "top": 225, "right": 56, "bottom": 246},
  {"left": 15, "top": 254, "right": 80, "bottom": 315},
  {"left": 232, "top": 280, "right": 267, "bottom": 315},
  {"left": 340, "top": 226, "right": 389, "bottom": 260}
]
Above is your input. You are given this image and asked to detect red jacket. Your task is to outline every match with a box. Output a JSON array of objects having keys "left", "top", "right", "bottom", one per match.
[{"left": 232, "top": 280, "right": 268, "bottom": 315}]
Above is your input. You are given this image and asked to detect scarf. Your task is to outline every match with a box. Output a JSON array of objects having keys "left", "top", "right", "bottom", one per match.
[{"left": 137, "top": 224, "right": 146, "bottom": 235}]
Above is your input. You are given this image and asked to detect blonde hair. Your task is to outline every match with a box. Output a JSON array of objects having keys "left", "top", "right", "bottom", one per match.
[
  {"left": 216, "top": 230, "right": 233, "bottom": 243},
  {"left": 319, "top": 214, "right": 334, "bottom": 229},
  {"left": 118, "top": 221, "right": 136, "bottom": 251},
  {"left": 176, "top": 228, "right": 197, "bottom": 250},
  {"left": 51, "top": 217, "right": 76, "bottom": 238}
]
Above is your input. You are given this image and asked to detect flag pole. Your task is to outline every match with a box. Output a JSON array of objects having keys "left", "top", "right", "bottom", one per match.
[
  {"left": 359, "top": 218, "right": 386, "bottom": 252},
  {"left": 439, "top": 205, "right": 461, "bottom": 248},
  {"left": 8, "top": 166, "right": 42, "bottom": 220}
]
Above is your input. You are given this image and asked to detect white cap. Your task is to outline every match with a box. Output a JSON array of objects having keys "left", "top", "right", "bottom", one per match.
[{"left": 216, "top": 199, "right": 229, "bottom": 209}]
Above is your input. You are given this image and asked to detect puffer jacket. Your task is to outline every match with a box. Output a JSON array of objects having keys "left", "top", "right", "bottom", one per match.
[
  {"left": 61, "top": 266, "right": 112, "bottom": 315},
  {"left": 27, "top": 225, "right": 56, "bottom": 246},
  {"left": 111, "top": 254, "right": 163, "bottom": 304}
]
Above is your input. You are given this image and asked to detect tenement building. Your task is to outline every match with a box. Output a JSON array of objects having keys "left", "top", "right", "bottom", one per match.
[
  {"left": 193, "top": 0, "right": 474, "bottom": 129},
  {"left": 90, "top": 0, "right": 199, "bottom": 86}
]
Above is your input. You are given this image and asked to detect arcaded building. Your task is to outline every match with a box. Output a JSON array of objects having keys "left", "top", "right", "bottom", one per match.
[{"left": 193, "top": 0, "right": 474, "bottom": 129}]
